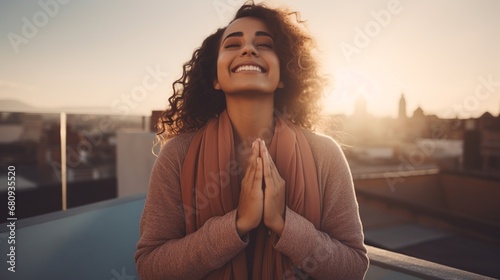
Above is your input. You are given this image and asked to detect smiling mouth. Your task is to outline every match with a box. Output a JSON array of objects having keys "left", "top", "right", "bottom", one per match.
[{"left": 233, "top": 65, "right": 265, "bottom": 73}]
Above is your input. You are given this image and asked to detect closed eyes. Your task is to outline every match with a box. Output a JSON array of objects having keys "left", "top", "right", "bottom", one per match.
[
  {"left": 257, "top": 43, "right": 273, "bottom": 49},
  {"left": 224, "top": 44, "right": 240, "bottom": 49},
  {"left": 223, "top": 42, "right": 274, "bottom": 49}
]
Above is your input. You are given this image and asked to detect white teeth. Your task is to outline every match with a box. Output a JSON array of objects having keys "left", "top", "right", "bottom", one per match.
[{"left": 235, "top": 65, "right": 263, "bottom": 73}]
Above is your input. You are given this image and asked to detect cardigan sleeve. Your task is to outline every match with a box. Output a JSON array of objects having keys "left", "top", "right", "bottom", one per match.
[
  {"left": 134, "top": 137, "right": 248, "bottom": 280},
  {"left": 274, "top": 136, "right": 369, "bottom": 280}
]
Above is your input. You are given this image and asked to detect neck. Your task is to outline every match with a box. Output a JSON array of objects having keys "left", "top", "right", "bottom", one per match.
[{"left": 225, "top": 95, "right": 275, "bottom": 150}]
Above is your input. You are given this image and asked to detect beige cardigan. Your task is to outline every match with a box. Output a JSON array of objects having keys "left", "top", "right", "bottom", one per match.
[{"left": 135, "top": 129, "right": 368, "bottom": 279}]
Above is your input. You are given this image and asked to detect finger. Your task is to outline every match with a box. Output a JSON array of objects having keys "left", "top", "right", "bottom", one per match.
[
  {"left": 259, "top": 140, "right": 268, "bottom": 172},
  {"left": 253, "top": 156, "right": 263, "bottom": 189},
  {"left": 243, "top": 139, "right": 260, "bottom": 178},
  {"left": 265, "top": 151, "right": 282, "bottom": 189},
  {"left": 265, "top": 149, "right": 276, "bottom": 173},
  {"left": 259, "top": 140, "right": 268, "bottom": 164},
  {"left": 260, "top": 142, "right": 274, "bottom": 188},
  {"left": 261, "top": 140, "right": 275, "bottom": 170},
  {"left": 251, "top": 138, "right": 260, "bottom": 161}
]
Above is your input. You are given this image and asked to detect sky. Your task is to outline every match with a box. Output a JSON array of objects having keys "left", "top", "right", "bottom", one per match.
[{"left": 1, "top": 0, "right": 499, "bottom": 118}]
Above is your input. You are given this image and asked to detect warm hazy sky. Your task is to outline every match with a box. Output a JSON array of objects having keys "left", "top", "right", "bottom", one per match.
[{"left": 1, "top": 0, "right": 499, "bottom": 118}]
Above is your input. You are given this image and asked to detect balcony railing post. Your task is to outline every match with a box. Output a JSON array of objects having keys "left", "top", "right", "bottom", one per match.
[{"left": 60, "top": 112, "right": 67, "bottom": 211}]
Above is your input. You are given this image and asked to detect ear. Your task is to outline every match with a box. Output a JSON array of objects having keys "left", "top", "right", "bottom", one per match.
[
  {"left": 278, "top": 81, "right": 284, "bottom": 89},
  {"left": 213, "top": 80, "right": 221, "bottom": 90}
]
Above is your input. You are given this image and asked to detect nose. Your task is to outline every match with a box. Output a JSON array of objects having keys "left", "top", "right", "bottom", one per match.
[{"left": 240, "top": 43, "right": 258, "bottom": 57}]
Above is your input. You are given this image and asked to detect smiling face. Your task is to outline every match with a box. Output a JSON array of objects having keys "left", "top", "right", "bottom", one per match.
[{"left": 214, "top": 17, "right": 282, "bottom": 96}]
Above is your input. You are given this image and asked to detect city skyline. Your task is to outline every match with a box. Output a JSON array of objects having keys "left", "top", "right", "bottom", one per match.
[
  {"left": 2, "top": 92, "right": 499, "bottom": 121},
  {"left": 1, "top": 0, "right": 499, "bottom": 118}
]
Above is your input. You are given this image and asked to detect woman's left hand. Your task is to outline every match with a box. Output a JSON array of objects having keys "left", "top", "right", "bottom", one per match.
[{"left": 260, "top": 140, "right": 286, "bottom": 236}]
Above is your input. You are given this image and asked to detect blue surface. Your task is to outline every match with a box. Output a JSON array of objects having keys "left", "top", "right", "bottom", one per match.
[{"left": 0, "top": 196, "right": 145, "bottom": 280}]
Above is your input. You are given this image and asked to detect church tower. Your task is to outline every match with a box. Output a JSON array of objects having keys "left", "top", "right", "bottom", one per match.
[{"left": 399, "top": 93, "right": 407, "bottom": 119}]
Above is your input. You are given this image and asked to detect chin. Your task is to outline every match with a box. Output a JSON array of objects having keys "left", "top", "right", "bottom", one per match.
[
  {"left": 222, "top": 83, "right": 278, "bottom": 95},
  {"left": 225, "top": 88, "right": 275, "bottom": 96}
]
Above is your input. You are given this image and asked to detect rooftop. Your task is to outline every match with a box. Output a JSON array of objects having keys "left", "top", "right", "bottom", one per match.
[{"left": 0, "top": 194, "right": 494, "bottom": 279}]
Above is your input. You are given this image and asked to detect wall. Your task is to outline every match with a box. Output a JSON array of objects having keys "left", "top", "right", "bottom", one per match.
[
  {"left": 116, "top": 130, "right": 157, "bottom": 197},
  {"left": 440, "top": 173, "right": 500, "bottom": 224}
]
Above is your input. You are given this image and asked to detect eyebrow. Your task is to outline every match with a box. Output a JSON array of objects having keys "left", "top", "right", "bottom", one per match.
[{"left": 222, "top": 31, "right": 274, "bottom": 43}]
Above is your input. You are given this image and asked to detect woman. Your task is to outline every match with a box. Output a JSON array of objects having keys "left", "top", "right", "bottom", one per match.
[{"left": 135, "top": 2, "right": 368, "bottom": 279}]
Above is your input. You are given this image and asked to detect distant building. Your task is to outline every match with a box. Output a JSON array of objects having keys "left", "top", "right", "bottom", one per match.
[
  {"left": 413, "top": 106, "right": 424, "bottom": 118},
  {"left": 408, "top": 106, "right": 427, "bottom": 139},
  {"left": 398, "top": 93, "right": 407, "bottom": 119},
  {"left": 463, "top": 112, "right": 500, "bottom": 172}
]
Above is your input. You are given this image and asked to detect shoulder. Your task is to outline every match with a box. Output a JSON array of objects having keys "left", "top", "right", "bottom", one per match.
[
  {"left": 155, "top": 132, "right": 198, "bottom": 170},
  {"left": 299, "top": 128, "right": 351, "bottom": 181},
  {"left": 300, "top": 128, "right": 346, "bottom": 163}
]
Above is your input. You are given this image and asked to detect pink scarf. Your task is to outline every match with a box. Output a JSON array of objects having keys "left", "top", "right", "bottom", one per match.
[{"left": 181, "top": 110, "right": 320, "bottom": 279}]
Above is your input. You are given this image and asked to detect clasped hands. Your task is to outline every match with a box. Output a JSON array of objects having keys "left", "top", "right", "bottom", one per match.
[{"left": 236, "top": 138, "right": 285, "bottom": 237}]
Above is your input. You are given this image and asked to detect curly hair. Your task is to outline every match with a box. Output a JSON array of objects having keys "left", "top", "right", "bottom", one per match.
[{"left": 156, "top": 1, "right": 326, "bottom": 144}]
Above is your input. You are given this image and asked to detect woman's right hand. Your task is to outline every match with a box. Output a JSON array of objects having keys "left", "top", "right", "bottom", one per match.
[{"left": 236, "top": 139, "right": 264, "bottom": 237}]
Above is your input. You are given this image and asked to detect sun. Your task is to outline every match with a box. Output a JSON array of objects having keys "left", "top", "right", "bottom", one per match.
[{"left": 322, "top": 68, "right": 382, "bottom": 116}]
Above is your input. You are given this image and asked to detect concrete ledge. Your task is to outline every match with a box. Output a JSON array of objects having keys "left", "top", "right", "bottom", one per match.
[
  {"left": 355, "top": 187, "right": 500, "bottom": 239},
  {"left": 367, "top": 245, "right": 493, "bottom": 279}
]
